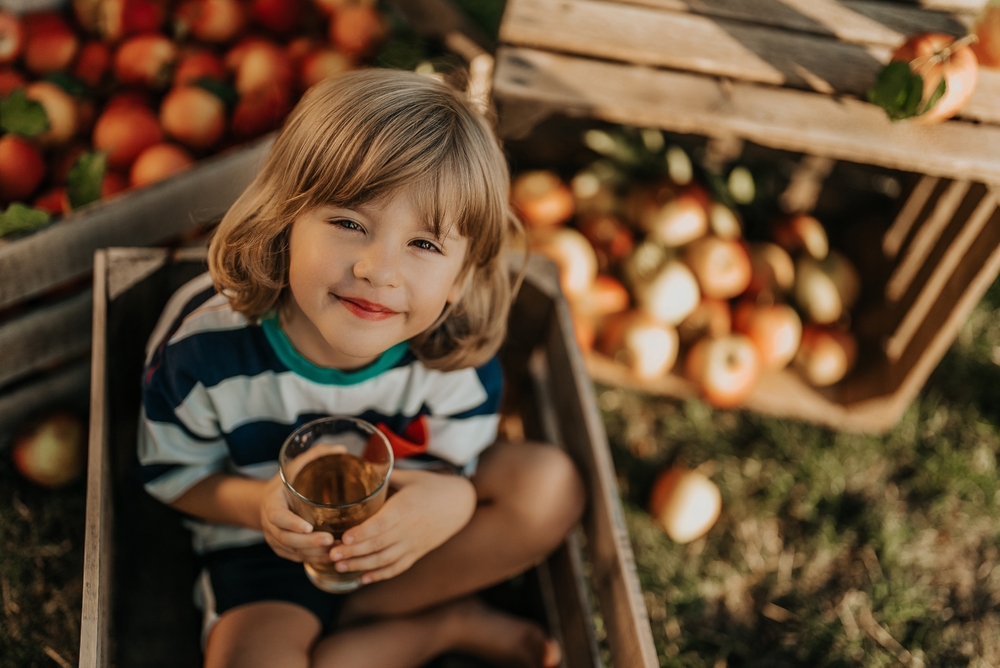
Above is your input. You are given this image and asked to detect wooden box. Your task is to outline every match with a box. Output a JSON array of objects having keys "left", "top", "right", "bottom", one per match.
[
  {"left": 493, "top": 0, "right": 1000, "bottom": 432},
  {"left": 80, "top": 248, "right": 658, "bottom": 668}
]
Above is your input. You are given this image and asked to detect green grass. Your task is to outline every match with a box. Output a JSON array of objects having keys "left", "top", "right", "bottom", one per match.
[{"left": 602, "top": 277, "right": 1000, "bottom": 667}]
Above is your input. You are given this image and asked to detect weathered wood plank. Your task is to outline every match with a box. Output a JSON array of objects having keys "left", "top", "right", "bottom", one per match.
[
  {"left": 500, "top": 0, "right": 1000, "bottom": 125},
  {"left": 493, "top": 47, "right": 1000, "bottom": 184},
  {"left": 525, "top": 257, "right": 657, "bottom": 668},
  {"left": 0, "top": 359, "right": 89, "bottom": 442},
  {"left": 0, "top": 136, "right": 271, "bottom": 311},
  {"left": 79, "top": 250, "right": 110, "bottom": 668},
  {"left": 606, "top": 0, "right": 971, "bottom": 46},
  {"left": 0, "top": 288, "right": 92, "bottom": 390}
]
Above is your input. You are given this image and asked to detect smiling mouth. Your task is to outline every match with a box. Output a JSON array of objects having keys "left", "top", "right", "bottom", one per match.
[{"left": 335, "top": 295, "right": 399, "bottom": 321}]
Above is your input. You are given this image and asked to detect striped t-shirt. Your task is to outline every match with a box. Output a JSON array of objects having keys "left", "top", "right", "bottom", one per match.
[{"left": 139, "top": 273, "right": 502, "bottom": 554}]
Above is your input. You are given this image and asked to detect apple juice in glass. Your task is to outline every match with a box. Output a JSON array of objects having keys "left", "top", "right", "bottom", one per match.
[{"left": 279, "top": 417, "right": 393, "bottom": 593}]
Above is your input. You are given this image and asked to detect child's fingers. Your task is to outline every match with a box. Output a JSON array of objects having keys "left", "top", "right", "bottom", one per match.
[
  {"left": 332, "top": 543, "right": 404, "bottom": 574},
  {"left": 266, "top": 507, "right": 315, "bottom": 534},
  {"left": 274, "top": 528, "right": 334, "bottom": 551},
  {"left": 331, "top": 528, "right": 395, "bottom": 560},
  {"left": 341, "top": 509, "right": 397, "bottom": 547},
  {"left": 357, "top": 554, "right": 417, "bottom": 585}
]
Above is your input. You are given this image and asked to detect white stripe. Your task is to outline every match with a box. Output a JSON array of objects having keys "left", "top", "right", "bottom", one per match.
[
  {"left": 145, "top": 273, "right": 215, "bottom": 364},
  {"left": 186, "top": 523, "right": 265, "bottom": 554},
  {"left": 167, "top": 294, "right": 247, "bottom": 347},
  {"left": 174, "top": 382, "right": 223, "bottom": 440},
  {"left": 139, "top": 411, "right": 227, "bottom": 465},
  {"left": 412, "top": 365, "right": 489, "bottom": 416},
  {"left": 144, "top": 462, "right": 225, "bottom": 503},
  {"left": 230, "top": 461, "right": 279, "bottom": 480},
  {"left": 426, "top": 414, "right": 500, "bottom": 464}
]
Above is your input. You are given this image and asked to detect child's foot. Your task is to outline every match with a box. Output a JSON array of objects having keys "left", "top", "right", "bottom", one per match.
[{"left": 442, "top": 597, "right": 561, "bottom": 668}]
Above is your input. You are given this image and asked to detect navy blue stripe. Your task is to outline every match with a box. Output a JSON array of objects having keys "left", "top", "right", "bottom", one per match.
[
  {"left": 146, "top": 284, "right": 217, "bottom": 378},
  {"left": 135, "top": 462, "right": 184, "bottom": 485},
  {"left": 450, "top": 357, "right": 503, "bottom": 419}
]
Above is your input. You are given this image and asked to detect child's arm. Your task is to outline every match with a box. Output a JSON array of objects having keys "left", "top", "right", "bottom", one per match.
[
  {"left": 169, "top": 471, "right": 336, "bottom": 563},
  {"left": 328, "top": 468, "right": 477, "bottom": 584}
]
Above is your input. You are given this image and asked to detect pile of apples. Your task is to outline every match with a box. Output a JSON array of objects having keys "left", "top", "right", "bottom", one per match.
[
  {"left": 516, "top": 132, "right": 862, "bottom": 409},
  {"left": 0, "top": 0, "right": 386, "bottom": 226}
]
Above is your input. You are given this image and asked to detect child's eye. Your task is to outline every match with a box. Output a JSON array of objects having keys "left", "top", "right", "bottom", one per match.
[
  {"left": 331, "top": 218, "right": 364, "bottom": 232},
  {"left": 411, "top": 239, "right": 442, "bottom": 253}
]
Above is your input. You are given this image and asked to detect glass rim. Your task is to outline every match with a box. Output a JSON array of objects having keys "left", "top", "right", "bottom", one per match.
[{"left": 278, "top": 416, "right": 394, "bottom": 510}]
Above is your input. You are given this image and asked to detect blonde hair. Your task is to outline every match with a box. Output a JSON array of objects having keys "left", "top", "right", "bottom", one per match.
[{"left": 208, "top": 69, "right": 521, "bottom": 371}]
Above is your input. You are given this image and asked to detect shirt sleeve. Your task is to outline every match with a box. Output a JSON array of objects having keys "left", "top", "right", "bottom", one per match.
[
  {"left": 422, "top": 356, "right": 503, "bottom": 467},
  {"left": 138, "top": 340, "right": 229, "bottom": 503}
]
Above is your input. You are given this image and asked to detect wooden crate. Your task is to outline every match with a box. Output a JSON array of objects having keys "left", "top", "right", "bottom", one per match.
[
  {"left": 493, "top": 0, "right": 1000, "bottom": 432},
  {"left": 80, "top": 248, "right": 657, "bottom": 668}
]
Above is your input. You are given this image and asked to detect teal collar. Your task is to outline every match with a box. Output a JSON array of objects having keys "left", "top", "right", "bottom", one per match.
[{"left": 261, "top": 316, "right": 409, "bottom": 385}]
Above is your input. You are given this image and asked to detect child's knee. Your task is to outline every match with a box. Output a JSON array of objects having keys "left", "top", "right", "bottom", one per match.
[{"left": 507, "top": 445, "right": 586, "bottom": 535}]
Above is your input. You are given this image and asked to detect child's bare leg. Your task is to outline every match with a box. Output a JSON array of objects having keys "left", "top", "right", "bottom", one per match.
[
  {"left": 341, "top": 441, "right": 585, "bottom": 621},
  {"left": 204, "top": 602, "right": 320, "bottom": 668},
  {"left": 312, "top": 598, "right": 560, "bottom": 668}
]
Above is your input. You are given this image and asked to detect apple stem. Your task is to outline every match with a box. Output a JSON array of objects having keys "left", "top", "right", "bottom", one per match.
[{"left": 909, "top": 33, "right": 979, "bottom": 69}]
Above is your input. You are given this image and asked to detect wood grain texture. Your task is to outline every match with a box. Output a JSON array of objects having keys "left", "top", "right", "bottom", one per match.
[
  {"left": 0, "top": 136, "right": 272, "bottom": 310},
  {"left": 0, "top": 359, "right": 89, "bottom": 440},
  {"left": 79, "top": 250, "right": 110, "bottom": 668},
  {"left": 493, "top": 47, "right": 1000, "bottom": 183},
  {"left": 0, "top": 288, "right": 92, "bottom": 390}
]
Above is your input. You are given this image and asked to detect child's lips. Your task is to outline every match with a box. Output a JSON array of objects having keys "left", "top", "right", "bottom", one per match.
[{"left": 336, "top": 295, "right": 399, "bottom": 321}]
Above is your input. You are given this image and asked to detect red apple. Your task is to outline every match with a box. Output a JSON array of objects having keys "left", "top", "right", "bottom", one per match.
[
  {"left": 287, "top": 36, "right": 320, "bottom": 66},
  {"left": 772, "top": 213, "right": 828, "bottom": 260},
  {"left": 173, "top": 48, "right": 226, "bottom": 87},
  {"left": 73, "top": 41, "right": 111, "bottom": 88},
  {"left": 329, "top": 4, "right": 388, "bottom": 59},
  {"left": 577, "top": 214, "right": 634, "bottom": 265},
  {"left": 11, "top": 413, "right": 85, "bottom": 488},
  {"left": 102, "top": 171, "right": 128, "bottom": 198},
  {"left": 105, "top": 90, "right": 151, "bottom": 111},
  {"left": 709, "top": 202, "right": 742, "bottom": 240},
  {"left": 533, "top": 227, "right": 598, "bottom": 300},
  {"left": 649, "top": 465, "right": 722, "bottom": 544},
  {"left": 598, "top": 310, "right": 679, "bottom": 380},
  {"left": 892, "top": 32, "right": 978, "bottom": 125},
  {"left": 130, "top": 142, "right": 194, "bottom": 187},
  {"left": 52, "top": 142, "right": 89, "bottom": 184},
  {"left": 0, "top": 67, "right": 25, "bottom": 95},
  {"left": 114, "top": 34, "right": 177, "bottom": 88},
  {"left": 313, "top": 0, "right": 358, "bottom": 16},
  {"left": 231, "top": 83, "right": 290, "bottom": 139},
  {"left": 636, "top": 260, "right": 701, "bottom": 326},
  {"left": 25, "top": 81, "right": 78, "bottom": 146},
  {"left": 160, "top": 86, "right": 226, "bottom": 149},
  {"left": 732, "top": 301, "right": 802, "bottom": 371},
  {"left": 299, "top": 48, "right": 352, "bottom": 90},
  {"left": 175, "top": 0, "right": 247, "bottom": 43},
  {"left": 233, "top": 39, "right": 292, "bottom": 95},
  {"left": 642, "top": 185, "right": 710, "bottom": 248},
  {"left": 572, "top": 312, "right": 596, "bottom": 354},
  {"left": 794, "top": 252, "right": 860, "bottom": 325},
  {"left": 74, "top": 0, "right": 164, "bottom": 40},
  {"left": 685, "top": 334, "right": 760, "bottom": 408},
  {"left": 23, "top": 12, "right": 78, "bottom": 75},
  {"left": 512, "top": 170, "right": 574, "bottom": 228},
  {"left": 747, "top": 242, "right": 796, "bottom": 297},
  {"left": 0, "top": 11, "right": 23, "bottom": 65},
  {"left": 794, "top": 325, "right": 857, "bottom": 387},
  {"left": 0, "top": 134, "right": 45, "bottom": 201},
  {"left": 33, "top": 187, "right": 69, "bottom": 215},
  {"left": 251, "top": 0, "right": 302, "bottom": 33},
  {"left": 571, "top": 274, "right": 630, "bottom": 318},
  {"left": 974, "top": 4, "right": 1000, "bottom": 68},
  {"left": 93, "top": 104, "right": 162, "bottom": 171},
  {"left": 677, "top": 297, "right": 731, "bottom": 345},
  {"left": 684, "top": 236, "right": 752, "bottom": 300}
]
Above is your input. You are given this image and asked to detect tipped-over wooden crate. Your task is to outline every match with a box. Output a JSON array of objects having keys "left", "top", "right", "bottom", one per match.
[
  {"left": 79, "top": 248, "right": 657, "bottom": 668},
  {"left": 494, "top": 0, "right": 1000, "bottom": 432}
]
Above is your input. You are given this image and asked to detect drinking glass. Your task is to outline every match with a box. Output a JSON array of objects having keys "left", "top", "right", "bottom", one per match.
[{"left": 279, "top": 416, "right": 394, "bottom": 593}]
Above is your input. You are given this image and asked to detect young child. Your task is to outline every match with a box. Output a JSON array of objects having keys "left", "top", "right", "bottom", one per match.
[{"left": 138, "top": 69, "right": 585, "bottom": 668}]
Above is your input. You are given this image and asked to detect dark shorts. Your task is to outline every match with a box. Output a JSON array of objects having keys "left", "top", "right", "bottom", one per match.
[{"left": 198, "top": 542, "right": 348, "bottom": 636}]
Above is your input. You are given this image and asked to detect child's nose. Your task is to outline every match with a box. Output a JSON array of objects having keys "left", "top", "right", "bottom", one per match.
[{"left": 353, "top": 240, "right": 401, "bottom": 287}]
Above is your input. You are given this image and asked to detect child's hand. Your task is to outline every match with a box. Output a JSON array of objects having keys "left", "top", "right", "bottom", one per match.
[
  {"left": 330, "top": 469, "right": 476, "bottom": 584},
  {"left": 259, "top": 474, "right": 335, "bottom": 563}
]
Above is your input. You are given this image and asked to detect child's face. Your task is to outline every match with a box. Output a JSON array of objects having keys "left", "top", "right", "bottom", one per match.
[{"left": 283, "top": 189, "right": 469, "bottom": 370}]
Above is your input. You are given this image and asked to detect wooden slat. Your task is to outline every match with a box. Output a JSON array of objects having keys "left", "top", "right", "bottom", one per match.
[
  {"left": 607, "top": 0, "right": 972, "bottom": 46},
  {"left": 0, "top": 136, "right": 271, "bottom": 311},
  {"left": 493, "top": 47, "right": 1000, "bottom": 184},
  {"left": 883, "top": 175, "right": 940, "bottom": 258},
  {"left": 523, "top": 258, "right": 657, "bottom": 668},
  {"left": 885, "top": 179, "right": 971, "bottom": 302},
  {"left": 0, "top": 288, "right": 92, "bottom": 390},
  {"left": 79, "top": 250, "right": 111, "bottom": 668},
  {"left": 886, "top": 187, "right": 999, "bottom": 360},
  {"left": 0, "top": 359, "right": 89, "bottom": 441},
  {"left": 500, "top": 0, "right": 1000, "bottom": 126}
]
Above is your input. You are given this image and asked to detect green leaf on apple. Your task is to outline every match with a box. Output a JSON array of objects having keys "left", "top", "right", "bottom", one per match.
[
  {"left": 867, "top": 61, "right": 928, "bottom": 122},
  {"left": 67, "top": 151, "right": 106, "bottom": 210},
  {"left": 917, "top": 77, "right": 948, "bottom": 117},
  {"left": 0, "top": 203, "right": 51, "bottom": 238},
  {"left": 195, "top": 78, "right": 238, "bottom": 111},
  {"left": 0, "top": 90, "right": 49, "bottom": 136}
]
